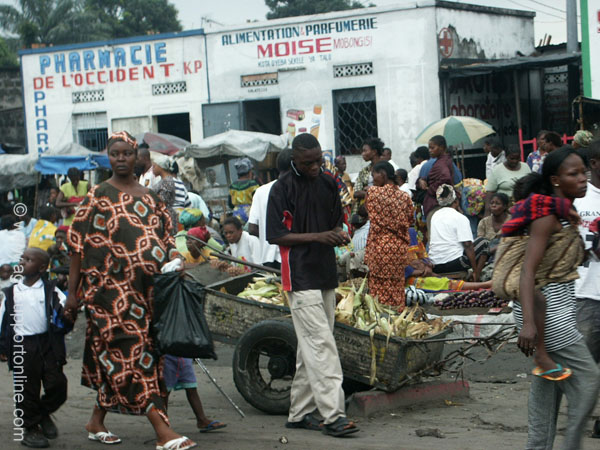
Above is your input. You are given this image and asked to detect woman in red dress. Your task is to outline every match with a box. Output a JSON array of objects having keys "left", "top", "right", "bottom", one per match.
[{"left": 365, "top": 161, "right": 414, "bottom": 309}]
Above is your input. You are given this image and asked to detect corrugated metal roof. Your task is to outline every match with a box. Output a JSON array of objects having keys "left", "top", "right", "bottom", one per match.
[{"left": 440, "top": 52, "right": 581, "bottom": 78}]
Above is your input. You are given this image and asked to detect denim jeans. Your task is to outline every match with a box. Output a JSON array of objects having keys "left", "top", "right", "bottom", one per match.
[{"left": 576, "top": 298, "right": 600, "bottom": 363}]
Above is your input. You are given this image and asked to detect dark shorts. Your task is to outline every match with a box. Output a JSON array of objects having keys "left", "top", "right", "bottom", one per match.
[{"left": 163, "top": 355, "right": 197, "bottom": 391}]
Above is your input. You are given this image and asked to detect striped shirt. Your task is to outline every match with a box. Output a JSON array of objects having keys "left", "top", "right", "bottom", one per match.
[{"left": 173, "top": 178, "right": 191, "bottom": 208}]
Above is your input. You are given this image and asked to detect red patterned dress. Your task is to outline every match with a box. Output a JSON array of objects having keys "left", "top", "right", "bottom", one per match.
[
  {"left": 67, "top": 182, "right": 178, "bottom": 423},
  {"left": 365, "top": 184, "right": 414, "bottom": 309}
]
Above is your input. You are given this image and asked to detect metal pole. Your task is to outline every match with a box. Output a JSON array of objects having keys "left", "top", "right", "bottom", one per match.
[
  {"left": 194, "top": 358, "right": 246, "bottom": 418},
  {"left": 566, "top": 0, "right": 578, "bottom": 53},
  {"left": 513, "top": 70, "right": 524, "bottom": 161}
]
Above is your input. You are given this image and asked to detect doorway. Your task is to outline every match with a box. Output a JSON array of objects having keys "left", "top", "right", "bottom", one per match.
[
  {"left": 156, "top": 112, "right": 191, "bottom": 141},
  {"left": 243, "top": 99, "right": 281, "bottom": 135}
]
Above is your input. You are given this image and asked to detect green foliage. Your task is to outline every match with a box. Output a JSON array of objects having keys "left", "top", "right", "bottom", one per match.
[
  {"left": 0, "top": 37, "right": 18, "bottom": 68},
  {"left": 265, "top": 0, "right": 368, "bottom": 19},
  {"left": 84, "top": 0, "right": 182, "bottom": 38}
]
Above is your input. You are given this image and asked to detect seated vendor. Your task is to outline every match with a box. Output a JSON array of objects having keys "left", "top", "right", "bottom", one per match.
[
  {"left": 223, "top": 216, "right": 261, "bottom": 264},
  {"left": 477, "top": 192, "right": 510, "bottom": 260},
  {"left": 183, "top": 226, "right": 216, "bottom": 264},
  {"left": 428, "top": 185, "right": 490, "bottom": 281}
]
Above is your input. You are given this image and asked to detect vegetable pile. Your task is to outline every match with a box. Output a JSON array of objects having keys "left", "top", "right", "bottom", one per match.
[
  {"left": 237, "top": 275, "right": 287, "bottom": 305},
  {"left": 434, "top": 290, "right": 508, "bottom": 310},
  {"left": 209, "top": 259, "right": 247, "bottom": 277}
]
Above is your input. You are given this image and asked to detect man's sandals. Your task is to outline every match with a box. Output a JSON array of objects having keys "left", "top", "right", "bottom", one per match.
[
  {"left": 532, "top": 363, "right": 572, "bottom": 381},
  {"left": 286, "top": 414, "right": 359, "bottom": 437}
]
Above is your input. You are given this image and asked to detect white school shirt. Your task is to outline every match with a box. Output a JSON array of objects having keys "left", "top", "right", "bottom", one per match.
[
  {"left": 0, "top": 279, "right": 66, "bottom": 336},
  {"left": 228, "top": 231, "right": 262, "bottom": 264},
  {"left": 574, "top": 182, "right": 600, "bottom": 301},
  {"left": 248, "top": 181, "right": 280, "bottom": 264},
  {"left": 428, "top": 207, "right": 473, "bottom": 265},
  {"left": 139, "top": 167, "right": 159, "bottom": 189},
  {"left": 407, "top": 161, "right": 426, "bottom": 190},
  {"left": 399, "top": 183, "right": 412, "bottom": 199}
]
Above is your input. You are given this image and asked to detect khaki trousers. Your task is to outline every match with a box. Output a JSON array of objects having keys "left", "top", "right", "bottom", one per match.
[{"left": 287, "top": 289, "right": 346, "bottom": 425}]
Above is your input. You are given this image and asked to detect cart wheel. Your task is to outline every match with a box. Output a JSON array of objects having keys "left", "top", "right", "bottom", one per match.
[{"left": 232, "top": 319, "right": 296, "bottom": 415}]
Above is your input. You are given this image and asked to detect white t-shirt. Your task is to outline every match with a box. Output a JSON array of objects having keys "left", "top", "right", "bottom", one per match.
[
  {"left": 485, "top": 151, "right": 506, "bottom": 179},
  {"left": 228, "top": 231, "right": 262, "bottom": 264},
  {"left": 248, "top": 181, "right": 280, "bottom": 264},
  {"left": 139, "top": 167, "right": 159, "bottom": 189},
  {"left": 574, "top": 182, "right": 600, "bottom": 301},
  {"left": 428, "top": 207, "right": 473, "bottom": 265},
  {"left": 399, "top": 183, "right": 412, "bottom": 199},
  {"left": 352, "top": 221, "right": 370, "bottom": 252},
  {"left": 407, "top": 161, "right": 426, "bottom": 190}
]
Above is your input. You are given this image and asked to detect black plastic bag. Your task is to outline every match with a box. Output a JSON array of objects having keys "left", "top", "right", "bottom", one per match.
[{"left": 152, "top": 272, "right": 217, "bottom": 360}]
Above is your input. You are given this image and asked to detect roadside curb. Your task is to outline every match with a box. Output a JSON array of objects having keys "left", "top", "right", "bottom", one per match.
[{"left": 347, "top": 380, "right": 470, "bottom": 417}]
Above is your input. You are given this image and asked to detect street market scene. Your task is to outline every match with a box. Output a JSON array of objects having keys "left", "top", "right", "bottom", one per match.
[{"left": 0, "top": 0, "right": 599, "bottom": 449}]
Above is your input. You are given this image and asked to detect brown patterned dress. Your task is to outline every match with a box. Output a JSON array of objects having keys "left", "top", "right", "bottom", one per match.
[
  {"left": 67, "top": 182, "right": 178, "bottom": 423},
  {"left": 365, "top": 184, "right": 414, "bottom": 309}
]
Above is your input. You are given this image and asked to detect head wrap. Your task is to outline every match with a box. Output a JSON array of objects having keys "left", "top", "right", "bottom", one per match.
[
  {"left": 179, "top": 208, "right": 204, "bottom": 227},
  {"left": 574, "top": 130, "right": 594, "bottom": 148},
  {"left": 154, "top": 156, "right": 177, "bottom": 173},
  {"left": 234, "top": 157, "right": 253, "bottom": 176},
  {"left": 108, "top": 131, "right": 138, "bottom": 150},
  {"left": 436, "top": 184, "right": 456, "bottom": 207},
  {"left": 56, "top": 225, "right": 69, "bottom": 234},
  {"left": 187, "top": 226, "right": 210, "bottom": 243}
]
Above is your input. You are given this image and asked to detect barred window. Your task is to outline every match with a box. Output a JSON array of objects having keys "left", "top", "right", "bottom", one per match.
[
  {"left": 72, "top": 89, "right": 104, "bottom": 103},
  {"left": 152, "top": 81, "right": 187, "bottom": 95},
  {"left": 333, "top": 62, "right": 373, "bottom": 78},
  {"left": 333, "top": 87, "right": 378, "bottom": 155},
  {"left": 241, "top": 72, "right": 278, "bottom": 87}
]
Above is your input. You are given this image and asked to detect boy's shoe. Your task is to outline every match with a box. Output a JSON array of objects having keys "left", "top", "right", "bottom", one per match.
[
  {"left": 40, "top": 415, "right": 58, "bottom": 439},
  {"left": 21, "top": 426, "right": 49, "bottom": 448},
  {"left": 592, "top": 419, "right": 600, "bottom": 438}
]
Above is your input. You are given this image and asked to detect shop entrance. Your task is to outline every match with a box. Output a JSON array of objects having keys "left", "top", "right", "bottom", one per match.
[
  {"left": 243, "top": 99, "right": 281, "bottom": 135},
  {"left": 156, "top": 112, "right": 191, "bottom": 141},
  {"left": 202, "top": 99, "right": 281, "bottom": 137}
]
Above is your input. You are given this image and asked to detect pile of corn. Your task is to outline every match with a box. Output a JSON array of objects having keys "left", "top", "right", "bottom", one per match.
[
  {"left": 237, "top": 275, "right": 287, "bottom": 305},
  {"left": 334, "top": 277, "right": 448, "bottom": 340}
]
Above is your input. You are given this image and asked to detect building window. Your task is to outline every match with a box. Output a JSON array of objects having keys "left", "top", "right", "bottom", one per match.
[
  {"left": 152, "top": 81, "right": 187, "bottom": 95},
  {"left": 78, "top": 128, "right": 108, "bottom": 151},
  {"left": 333, "top": 62, "right": 373, "bottom": 78},
  {"left": 72, "top": 89, "right": 105, "bottom": 103},
  {"left": 241, "top": 72, "right": 278, "bottom": 87},
  {"left": 332, "top": 87, "right": 378, "bottom": 155}
]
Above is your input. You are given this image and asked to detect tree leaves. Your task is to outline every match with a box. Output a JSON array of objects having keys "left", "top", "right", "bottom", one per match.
[{"left": 265, "top": 0, "right": 368, "bottom": 20}]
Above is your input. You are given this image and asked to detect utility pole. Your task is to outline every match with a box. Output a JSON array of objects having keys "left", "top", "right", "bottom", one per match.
[{"left": 566, "top": 0, "right": 578, "bottom": 52}]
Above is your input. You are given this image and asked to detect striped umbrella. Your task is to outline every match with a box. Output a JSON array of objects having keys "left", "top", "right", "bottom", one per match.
[{"left": 415, "top": 116, "right": 495, "bottom": 147}]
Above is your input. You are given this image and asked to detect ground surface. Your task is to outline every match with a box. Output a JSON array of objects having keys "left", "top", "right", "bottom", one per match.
[{"left": 1, "top": 316, "right": 599, "bottom": 450}]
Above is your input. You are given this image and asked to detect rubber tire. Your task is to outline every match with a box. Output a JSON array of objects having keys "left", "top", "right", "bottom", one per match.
[{"left": 232, "top": 319, "right": 297, "bottom": 415}]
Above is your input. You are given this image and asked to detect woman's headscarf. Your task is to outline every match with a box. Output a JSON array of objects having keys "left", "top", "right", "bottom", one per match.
[
  {"left": 179, "top": 208, "right": 204, "bottom": 228},
  {"left": 234, "top": 158, "right": 253, "bottom": 176},
  {"left": 154, "top": 156, "right": 177, "bottom": 173},
  {"left": 187, "top": 226, "right": 211, "bottom": 242},
  {"left": 107, "top": 131, "right": 138, "bottom": 150},
  {"left": 436, "top": 184, "right": 456, "bottom": 207},
  {"left": 574, "top": 130, "right": 594, "bottom": 148}
]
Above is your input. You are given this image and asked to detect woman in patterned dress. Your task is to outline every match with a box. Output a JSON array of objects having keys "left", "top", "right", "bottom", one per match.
[
  {"left": 64, "top": 132, "right": 196, "bottom": 450},
  {"left": 364, "top": 161, "right": 414, "bottom": 309},
  {"left": 352, "top": 137, "right": 384, "bottom": 215}
]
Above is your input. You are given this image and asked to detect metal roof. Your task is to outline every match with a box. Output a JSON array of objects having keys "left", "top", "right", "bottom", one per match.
[{"left": 440, "top": 52, "right": 581, "bottom": 78}]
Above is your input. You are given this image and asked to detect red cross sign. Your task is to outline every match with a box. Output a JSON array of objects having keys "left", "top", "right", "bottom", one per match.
[{"left": 438, "top": 28, "right": 454, "bottom": 58}]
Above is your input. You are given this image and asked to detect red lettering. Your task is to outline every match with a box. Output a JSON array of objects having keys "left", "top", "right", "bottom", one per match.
[
  {"left": 62, "top": 75, "right": 71, "bottom": 87},
  {"left": 258, "top": 44, "right": 273, "bottom": 58},
  {"left": 33, "top": 77, "right": 44, "bottom": 89},
  {"left": 129, "top": 67, "right": 138, "bottom": 81},
  {"left": 74, "top": 73, "right": 83, "bottom": 86},
  {"left": 97, "top": 71, "right": 106, "bottom": 84},
  {"left": 85, "top": 72, "right": 94, "bottom": 85},
  {"left": 316, "top": 37, "right": 332, "bottom": 53},
  {"left": 116, "top": 69, "right": 126, "bottom": 81},
  {"left": 109, "top": 70, "right": 114, "bottom": 82},
  {"left": 160, "top": 63, "right": 174, "bottom": 76},
  {"left": 45, "top": 76, "right": 54, "bottom": 88},
  {"left": 275, "top": 42, "right": 289, "bottom": 57},
  {"left": 298, "top": 39, "right": 314, "bottom": 54},
  {"left": 143, "top": 66, "right": 155, "bottom": 79},
  {"left": 183, "top": 61, "right": 192, "bottom": 74},
  {"left": 194, "top": 60, "right": 202, "bottom": 72}
]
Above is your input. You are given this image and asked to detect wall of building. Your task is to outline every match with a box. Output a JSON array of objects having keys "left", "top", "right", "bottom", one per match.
[{"left": 0, "top": 68, "right": 26, "bottom": 150}]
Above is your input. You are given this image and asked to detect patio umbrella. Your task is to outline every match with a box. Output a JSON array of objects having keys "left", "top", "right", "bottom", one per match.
[
  {"left": 136, "top": 132, "right": 190, "bottom": 156},
  {"left": 415, "top": 116, "right": 495, "bottom": 147}
]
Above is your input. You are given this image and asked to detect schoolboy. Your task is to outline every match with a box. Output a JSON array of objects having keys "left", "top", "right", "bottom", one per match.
[{"left": 0, "top": 248, "right": 71, "bottom": 448}]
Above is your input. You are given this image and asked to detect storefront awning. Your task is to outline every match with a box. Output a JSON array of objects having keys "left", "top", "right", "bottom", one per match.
[{"left": 440, "top": 52, "right": 581, "bottom": 78}]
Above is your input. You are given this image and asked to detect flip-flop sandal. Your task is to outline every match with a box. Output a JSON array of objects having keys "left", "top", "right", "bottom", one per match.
[
  {"left": 198, "top": 421, "right": 227, "bottom": 433},
  {"left": 156, "top": 436, "right": 197, "bottom": 450},
  {"left": 322, "top": 417, "right": 359, "bottom": 437},
  {"left": 532, "top": 364, "right": 572, "bottom": 381},
  {"left": 88, "top": 431, "right": 122, "bottom": 445},
  {"left": 285, "top": 413, "right": 323, "bottom": 431}
]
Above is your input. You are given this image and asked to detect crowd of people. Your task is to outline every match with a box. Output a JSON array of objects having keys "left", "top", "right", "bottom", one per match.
[{"left": 0, "top": 126, "right": 598, "bottom": 448}]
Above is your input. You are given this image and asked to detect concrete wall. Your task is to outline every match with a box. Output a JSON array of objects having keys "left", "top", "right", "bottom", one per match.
[{"left": 0, "top": 68, "right": 26, "bottom": 150}]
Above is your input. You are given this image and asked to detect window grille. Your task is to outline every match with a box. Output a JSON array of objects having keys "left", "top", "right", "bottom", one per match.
[
  {"left": 78, "top": 128, "right": 108, "bottom": 151},
  {"left": 152, "top": 81, "right": 187, "bottom": 95},
  {"left": 241, "top": 73, "right": 278, "bottom": 87},
  {"left": 544, "top": 72, "right": 567, "bottom": 84},
  {"left": 333, "top": 87, "right": 378, "bottom": 155},
  {"left": 72, "top": 89, "right": 104, "bottom": 103},
  {"left": 333, "top": 62, "right": 373, "bottom": 78}
]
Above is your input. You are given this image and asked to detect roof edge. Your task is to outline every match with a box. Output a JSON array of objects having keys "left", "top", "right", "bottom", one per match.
[{"left": 435, "top": 0, "right": 536, "bottom": 18}]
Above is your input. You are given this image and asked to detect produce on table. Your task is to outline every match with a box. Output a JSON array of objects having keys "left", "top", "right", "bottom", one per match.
[{"left": 434, "top": 290, "right": 509, "bottom": 310}]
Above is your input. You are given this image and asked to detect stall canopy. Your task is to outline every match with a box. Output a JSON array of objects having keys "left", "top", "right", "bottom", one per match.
[
  {"left": 35, "top": 143, "right": 110, "bottom": 175},
  {"left": 183, "top": 130, "right": 288, "bottom": 162},
  {"left": 0, "top": 154, "right": 38, "bottom": 191}
]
